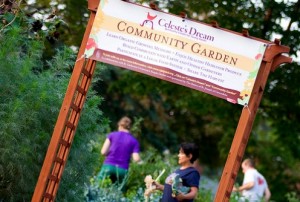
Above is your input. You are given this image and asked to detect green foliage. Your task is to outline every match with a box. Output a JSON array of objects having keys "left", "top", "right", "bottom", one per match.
[
  {"left": 0, "top": 13, "right": 106, "bottom": 201},
  {"left": 286, "top": 192, "right": 300, "bottom": 202},
  {"left": 85, "top": 147, "right": 220, "bottom": 202},
  {"left": 85, "top": 147, "right": 170, "bottom": 201},
  {"left": 86, "top": 175, "right": 127, "bottom": 201},
  {"left": 127, "top": 147, "right": 177, "bottom": 194},
  {"left": 0, "top": 18, "right": 49, "bottom": 201},
  {"left": 25, "top": 0, "right": 89, "bottom": 47}
]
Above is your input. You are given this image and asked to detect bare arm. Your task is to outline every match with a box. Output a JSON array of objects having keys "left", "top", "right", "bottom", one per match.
[
  {"left": 132, "top": 152, "right": 141, "bottom": 162},
  {"left": 264, "top": 187, "right": 271, "bottom": 202},
  {"left": 176, "top": 187, "right": 198, "bottom": 201},
  {"left": 101, "top": 138, "right": 110, "bottom": 156},
  {"left": 234, "top": 181, "right": 255, "bottom": 192},
  {"left": 153, "top": 181, "right": 164, "bottom": 191}
]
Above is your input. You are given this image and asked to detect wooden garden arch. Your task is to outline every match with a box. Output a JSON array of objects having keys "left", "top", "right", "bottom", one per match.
[{"left": 32, "top": 0, "right": 292, "bottom": 201}]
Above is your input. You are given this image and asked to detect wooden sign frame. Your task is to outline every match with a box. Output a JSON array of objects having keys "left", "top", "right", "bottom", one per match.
[{"left": 32, "top": 0, "right": 292, "bottom": 201}]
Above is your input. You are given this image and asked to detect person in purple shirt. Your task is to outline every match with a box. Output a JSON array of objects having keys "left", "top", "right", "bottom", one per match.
[{"left": 97, "top": 116, "right": 141, "bottom": 188}]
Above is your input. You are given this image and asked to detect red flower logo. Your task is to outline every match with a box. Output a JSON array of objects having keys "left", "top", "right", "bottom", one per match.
[
  {"left": 255, "top": 53, "right": 262, "bottom": 60},
  {"left": 140, "top": 12, "right": 157, "bottom": 29},
  {"left": 86, "top": 37, "right": 97, "bottom": 50}
]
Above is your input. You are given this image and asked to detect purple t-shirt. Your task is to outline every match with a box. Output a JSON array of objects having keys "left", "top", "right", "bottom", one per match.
[{"left": 104, "top": 131, "right": 140, "bottom": 169}]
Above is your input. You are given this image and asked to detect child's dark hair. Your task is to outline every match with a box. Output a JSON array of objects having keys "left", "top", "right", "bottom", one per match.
[{"left": 180, "top": 142, "right": 199, "bottom": 163}]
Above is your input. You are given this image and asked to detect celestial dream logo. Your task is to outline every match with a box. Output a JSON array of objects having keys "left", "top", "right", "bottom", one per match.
[
  {"left": 139, "top": 11, "right": 214, "bottom": 43},
  {"left": 140, "top": 12, "right": 157, "bottom": 30}
]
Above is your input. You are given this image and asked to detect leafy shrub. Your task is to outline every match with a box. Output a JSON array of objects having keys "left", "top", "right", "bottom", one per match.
[
  {"left": 286, "top": 192, "right": 300, "bottom": 202},
  {"left": 0, "top": 13, "right": 106, "bottom": 201},
  {"left": 85, "top": 147, "right": 218, "bottom": 202}
]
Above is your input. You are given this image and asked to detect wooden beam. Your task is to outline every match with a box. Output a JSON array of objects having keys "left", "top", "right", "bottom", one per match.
[
  {"left": 31, "top": 1, "right": 98, "bottom": 201},
  {"left": 214, "top": 44, "right": 291, "bottom": 202}
]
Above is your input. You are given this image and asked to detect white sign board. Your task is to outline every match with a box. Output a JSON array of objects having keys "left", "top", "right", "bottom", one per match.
[{"left": 85, "top": 0, "right": 267, "bottom": 105}]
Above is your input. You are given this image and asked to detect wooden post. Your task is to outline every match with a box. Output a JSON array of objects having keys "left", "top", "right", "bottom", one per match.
[
  {"left": 214, "top": 44, "right": 292, "bottom": 202},
  {"left": 31, "top": 0, "right": 100, "bottom": 201}
]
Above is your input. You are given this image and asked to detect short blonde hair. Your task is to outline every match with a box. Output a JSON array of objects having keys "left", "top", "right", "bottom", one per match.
[
  {"left": 243, "top": 158, "right": 255, "bottom": 167},
  {"left": 118, "top": 116, "right": 131, "bottom": 129}
]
